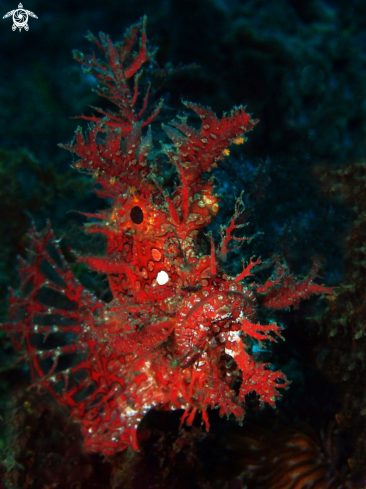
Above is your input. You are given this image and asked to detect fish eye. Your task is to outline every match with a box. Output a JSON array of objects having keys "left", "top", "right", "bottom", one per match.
[{"left": 130, "top": 205, "right": 144, "bottom": 224}]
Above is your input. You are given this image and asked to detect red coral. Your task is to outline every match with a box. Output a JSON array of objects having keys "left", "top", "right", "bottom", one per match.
[{"left": 3, "top": 17, "right": 333, "bottom": 456}]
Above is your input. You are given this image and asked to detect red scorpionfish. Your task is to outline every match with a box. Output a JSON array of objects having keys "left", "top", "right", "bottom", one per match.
[{"left": 4, "top": 17, "right": 332, "bottom": 455}]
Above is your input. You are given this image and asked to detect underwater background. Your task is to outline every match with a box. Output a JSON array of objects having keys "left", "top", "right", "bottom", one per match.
[{"left": 0, "top": 0, "right": 366, "bottom": 487}]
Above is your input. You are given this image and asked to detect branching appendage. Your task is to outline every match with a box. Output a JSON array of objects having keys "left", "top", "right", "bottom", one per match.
[{"left": 219, "top": 192, "right": 252, "bottom": 258}]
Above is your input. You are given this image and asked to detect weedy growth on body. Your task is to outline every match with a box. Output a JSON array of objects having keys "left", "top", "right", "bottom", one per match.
[{"left": 3, "top": 17, "right": 332, "bottom": 455}]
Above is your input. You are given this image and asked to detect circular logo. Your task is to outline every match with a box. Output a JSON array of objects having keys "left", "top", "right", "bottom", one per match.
[
  {"left": 3, "top": 3, "right": 38, "bottom": 32},
  {"left": 12, "top": 8, "right": 28, "bottom": 31}
]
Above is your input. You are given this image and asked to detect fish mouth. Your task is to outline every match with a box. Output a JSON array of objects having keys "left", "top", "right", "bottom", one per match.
[{"left": 176, "top": 289, "right": 257, "bottom": 366}]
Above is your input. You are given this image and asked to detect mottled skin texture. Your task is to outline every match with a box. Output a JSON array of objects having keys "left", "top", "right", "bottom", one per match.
[{"left": 4, "top": 17, "right": 332, "bottom": 455}]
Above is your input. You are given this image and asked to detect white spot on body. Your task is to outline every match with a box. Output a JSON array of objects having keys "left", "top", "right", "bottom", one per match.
[{"left": 156, "top": 270, "right": 169, "bottom": 285}]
